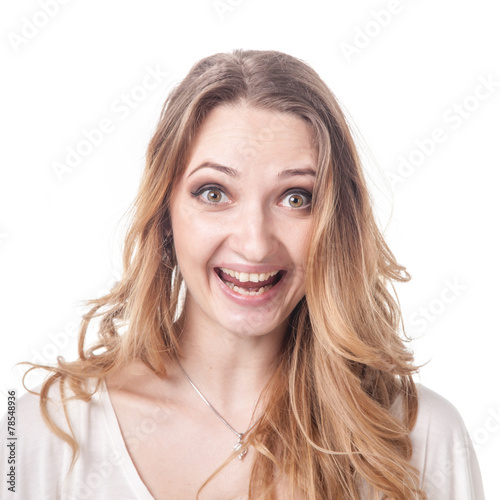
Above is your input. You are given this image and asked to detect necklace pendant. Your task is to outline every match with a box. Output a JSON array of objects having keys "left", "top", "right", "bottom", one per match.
[
  {"left": 234, "top": 443, "right": 248, "bottom": 460},
  {"left": 234, "top": 435, "right": 248, "bottom": 460}
]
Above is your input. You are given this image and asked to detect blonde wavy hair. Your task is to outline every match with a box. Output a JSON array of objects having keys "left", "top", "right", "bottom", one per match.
[{"left": 22, "top": 49, "right": 425, "bottom": 499}]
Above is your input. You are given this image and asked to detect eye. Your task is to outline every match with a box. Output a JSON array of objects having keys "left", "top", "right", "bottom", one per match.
[
  {"left": 192, "top": 186, "right": 230, "bottom": 205},
  {"left": 280, "top": 190, "right": 312, "bottom": 209}
]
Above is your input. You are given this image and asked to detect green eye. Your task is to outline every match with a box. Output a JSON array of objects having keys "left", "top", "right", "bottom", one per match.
[
  {"left": 192, "top": 186, "right": 229, "bottom": 204},
  {"left": 206, "top": 189, "right": 223, "bottom": 202},
  {"left": 288, "top": 195, "right": 304, "bottom": 208},
  {"left": 282, "top": 191, "right": 312, "bottom": 209}
]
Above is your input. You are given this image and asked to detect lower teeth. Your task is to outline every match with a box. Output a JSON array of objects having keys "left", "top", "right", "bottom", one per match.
[{"left": 223, "top": 280, "right": 273, "bottom": 296}]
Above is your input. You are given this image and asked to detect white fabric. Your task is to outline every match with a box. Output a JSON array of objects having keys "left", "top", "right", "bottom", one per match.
[{"left": 0, "top": 380, "right": 485, "bottom": 499}]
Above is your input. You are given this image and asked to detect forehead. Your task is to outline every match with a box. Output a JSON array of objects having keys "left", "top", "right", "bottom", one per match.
[{"left": 184, "top": 103, "right": 317, "bottom": 174}]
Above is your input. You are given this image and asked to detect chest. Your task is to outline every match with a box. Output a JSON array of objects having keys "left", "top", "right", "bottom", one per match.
[{"left": 109, "top": 390, "right": 256, "bottom": 499}]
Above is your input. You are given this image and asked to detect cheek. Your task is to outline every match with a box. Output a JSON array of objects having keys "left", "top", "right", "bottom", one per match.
[
  {"left": 183, "top": 212, "right": 226, "bottom": 252},
  {"left": 171, "top": 208, "right": 226, "bottom": 271},
  {"left": 286, "top": 221, "right": 311, "bottom": 283}
]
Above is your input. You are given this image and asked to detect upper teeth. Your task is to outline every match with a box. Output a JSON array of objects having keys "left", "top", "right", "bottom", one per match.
[{"left": 219, "top": 268, "right": 280, "bottom": 283}]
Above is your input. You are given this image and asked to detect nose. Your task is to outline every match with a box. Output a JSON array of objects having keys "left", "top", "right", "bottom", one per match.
[{"left": 229, "top": 202, "right": 280, "bottom": 263}]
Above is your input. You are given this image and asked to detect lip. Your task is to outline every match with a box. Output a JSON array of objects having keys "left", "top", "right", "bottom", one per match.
[
  {"left": 214, "top": 264, "right": 287, "bottom": 274},
  {"left": 213, "top": 267, "right": 287, "bottom": 305}
]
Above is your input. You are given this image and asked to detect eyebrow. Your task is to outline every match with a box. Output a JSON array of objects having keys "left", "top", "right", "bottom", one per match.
[
  {"left": 187, "top": 162, "right": 239, "bottom": 178},
  {"left": 187, "top": 161, "right": 316, "bottom": 179},
  {"left": 276, "top": 167, "right": 316, "bottom": 180}
]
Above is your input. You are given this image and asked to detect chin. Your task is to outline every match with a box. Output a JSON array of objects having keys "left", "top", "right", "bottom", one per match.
[{"left": 218, "top": 311, "right": 288, "bottom": 339}]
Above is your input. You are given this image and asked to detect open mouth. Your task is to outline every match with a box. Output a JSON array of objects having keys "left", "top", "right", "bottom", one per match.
[{"left": 215, "top": 267, "right": 285, "bottom": 296}]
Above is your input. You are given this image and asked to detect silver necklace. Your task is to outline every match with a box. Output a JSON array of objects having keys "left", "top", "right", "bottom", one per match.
[{"left": 175, "top": 356, "right": 258, "bottom": 460}]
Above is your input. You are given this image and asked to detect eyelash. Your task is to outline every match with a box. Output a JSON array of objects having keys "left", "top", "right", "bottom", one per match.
[{"left": 191, "top": 185, "right": 313, "bottom": 209}]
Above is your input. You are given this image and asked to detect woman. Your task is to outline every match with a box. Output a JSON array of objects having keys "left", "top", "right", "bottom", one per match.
[{"left": 2, "top": 49, "right": 484, "bottom": 499}]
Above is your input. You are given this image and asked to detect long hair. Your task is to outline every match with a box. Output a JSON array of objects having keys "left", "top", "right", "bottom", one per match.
[{"left": 21, "top": 49, "right": 425, "bottom": 499}]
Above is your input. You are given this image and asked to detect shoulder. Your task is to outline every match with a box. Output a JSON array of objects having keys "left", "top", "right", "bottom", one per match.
[
  {"left": 0, "top": 376, "right": 102, "bottom": 453},
  {"left": 408, "top": 384, "right": 485, "bottom": 500},
  {"left": 1, "top": 377, "right": 91, "bottom": 449},
  {"left": 412, "top": 383, "right": 467, "bottom": 434},
  {"left": 0, "top": 377, "right": 109, "bottom": 498}
]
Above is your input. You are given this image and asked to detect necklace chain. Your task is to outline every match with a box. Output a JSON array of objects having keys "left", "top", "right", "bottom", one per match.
[{"left": 175, "top": 355, "right": 258, "bottom": 459}]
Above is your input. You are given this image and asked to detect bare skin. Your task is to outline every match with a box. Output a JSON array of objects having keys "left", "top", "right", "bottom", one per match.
[
  {"left": 105, "top": 359, "right": 259, "bottom": 499},
  {"left": 105, "top": 103, "right": 316, "bottom": 499}
]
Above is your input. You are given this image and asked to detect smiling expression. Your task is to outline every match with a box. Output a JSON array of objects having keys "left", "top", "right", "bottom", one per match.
[{"left": 169, "top": 102, "right": 318, "bottom": 339}]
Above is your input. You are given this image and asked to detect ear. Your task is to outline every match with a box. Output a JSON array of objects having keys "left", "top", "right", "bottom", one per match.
[{"left": 161, "top": 216, "right": 176, "bottom": 267}]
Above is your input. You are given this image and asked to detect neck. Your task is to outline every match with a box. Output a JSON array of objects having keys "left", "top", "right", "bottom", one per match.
[{"left": 171, "top": 303, "right": 286, "bottom": 416}]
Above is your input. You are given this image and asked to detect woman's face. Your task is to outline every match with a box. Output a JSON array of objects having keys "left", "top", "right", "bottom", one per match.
[{"left": 169, "top": 102, "right": 317, "bottom": 339}]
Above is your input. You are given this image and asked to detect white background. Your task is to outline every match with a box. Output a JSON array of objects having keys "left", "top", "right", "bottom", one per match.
[{"left": 1, "top": 0, "right": 498, "bottom": 497}]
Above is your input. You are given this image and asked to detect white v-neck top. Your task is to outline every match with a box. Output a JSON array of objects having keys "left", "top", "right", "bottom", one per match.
[{"left": 0, "top": 379, "right": 485, "bottom": 499}]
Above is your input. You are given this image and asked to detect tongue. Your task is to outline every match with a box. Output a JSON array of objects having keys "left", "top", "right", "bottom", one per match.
[{"left": 218, "top": 269, "right": 280, "bottom": 289}]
